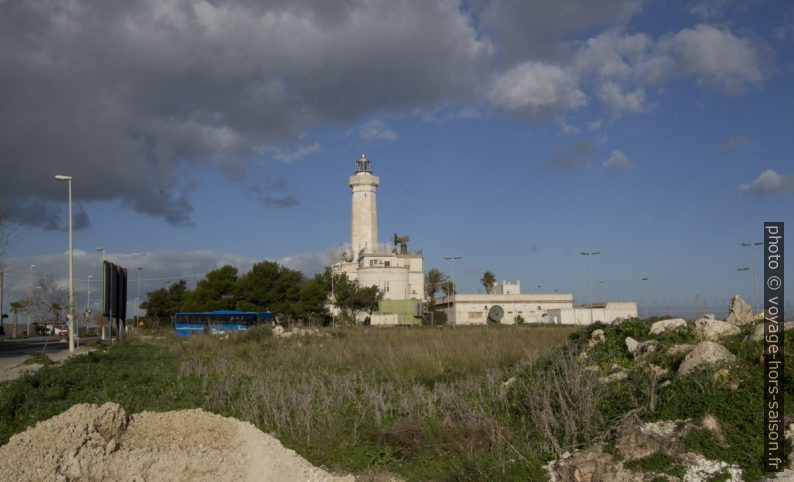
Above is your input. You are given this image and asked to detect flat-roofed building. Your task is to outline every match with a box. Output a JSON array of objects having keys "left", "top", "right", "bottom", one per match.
[{"left": 434, "top": 280, "right": 574, "bottom": 325}]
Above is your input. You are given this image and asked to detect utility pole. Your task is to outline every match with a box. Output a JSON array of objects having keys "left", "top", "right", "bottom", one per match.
[
  {"left": 28, "top": 264, "right": 36, "bottom": 337},
  {"left": 137, "top": 266, "right": 142, "bottom": 322},
  {"left": 54, "top": 174, "right": 75, "bottom": 353},
  {"left": 641, "top": 277, "right": 648, "bottom": 318},
  {"left": 96, "top": 247, "right": 105, "bottom": 341},
  {"left": 581, "top": 251, "right": 600, "bottom": 324},
  {"left": 444, "top": 256, "right": 462, "bottom": 326}
]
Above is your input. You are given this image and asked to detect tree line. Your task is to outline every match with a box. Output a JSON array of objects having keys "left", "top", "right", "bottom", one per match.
[{"left": 140, "top": 261, "right": 383, "bottom": 326}]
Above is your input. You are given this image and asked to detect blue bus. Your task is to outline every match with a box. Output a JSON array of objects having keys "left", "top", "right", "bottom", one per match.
[{"left": 173, "top": 310, "right": 273, "bottom": 337}]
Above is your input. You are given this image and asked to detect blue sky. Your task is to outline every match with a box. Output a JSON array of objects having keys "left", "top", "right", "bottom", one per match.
[{"left": 1, "top": 0, "right": 792, "bottom": 317}]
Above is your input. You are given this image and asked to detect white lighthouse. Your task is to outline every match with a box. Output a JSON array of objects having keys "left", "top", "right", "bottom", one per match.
[
  {"left": 333, "top": 153, "right": 425, "bottom": 325},
  {"left": 349, "top": 154, "right": 379, "bottom": 255}
]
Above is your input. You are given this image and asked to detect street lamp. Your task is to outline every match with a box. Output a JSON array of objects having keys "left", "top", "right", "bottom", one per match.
[
  {"left": 581, "top": 251, "right": 600, "bottom": 324},
  {"left": 740, "top": 241, "right": 762, "bottom": 314},
  {"left": 444, "top": 255, "right": 462, "bottom": 325},
  {"left": 137, "top": 266, "right": 142, "bottom": 320},
  {"left": 28, "top": 264, "right": 36, "bottom": 337},
  {"left": 55, "top": 174, "right": 75, "bottom": 353},
  {"left": 96, "top": 247, "right": 107, "bottom": 342},
  {"left": 641, "top": 277, "right": 649, "bottom": 318}
]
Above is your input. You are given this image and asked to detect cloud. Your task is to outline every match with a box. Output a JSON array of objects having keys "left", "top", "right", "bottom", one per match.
[
  {"left": 655, "top": 24, "right": 765, "bottom": 93},
  {"left": 0, "top": 0, "right": 488, "bottom": 227},
  {"left": 478, "top": 0, "right": 642, "bottom": 63},
  {"left": 738, "top": 170, "right": 794, "bottom": 195},
  {"left": 278, "top": 250, "right": 334, "bottom": 276},
  {"left": 489, "top": 62, "right": 587, "bottom": 117},
  {"left": 358, "top": 120, "right": 399, "bottom": 141},
  {"left": 718, "top": 135, "right": 751, "bottom": 153},
  {"left": 597, "top": 82, "right": 647, "bottom": 113},
  {"left": 604, "top": 150, "right": 634, "bottom": 170},
  {"left": 269, "top": 143, "right": 321, "bottom": 163},
  {"left": 246, "top": 180, "right": 299, "bottom": 209},
  {"left": 0, "top": 1, "right": 771, "bottom": 230},
  {"left": 546, "top": 140, "right": 593, "bottom": 170},
  {"left": 567, "top": 25, "right": 765, "bottom": 116}
]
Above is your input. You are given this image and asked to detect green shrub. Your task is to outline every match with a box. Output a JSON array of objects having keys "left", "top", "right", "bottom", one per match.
[{"left": 624, "top": 452, "right": 685, "bottom": 478}]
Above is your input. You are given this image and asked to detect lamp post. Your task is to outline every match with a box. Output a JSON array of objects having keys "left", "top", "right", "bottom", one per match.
[
  {"left": 96, "top": 247, "right": 106, "bottom": 341},
  {"left": 641, "top": 277, "right": 649, "bottom": 318},
  {"left": 444, "top": 255, "right": 462, "bottom": 325},
  {"left": 136, "top": 266, "right": 142, "bottom": 321},
  {"left": 580, "top": 251, "right": 600, "bottom": 324},
  {"left": 740, "top": 241, "right": 762, "bottom": 314},
  {"left": 28, "top": 264, "right": 36, "bottom": 337},
  {"left": 55, "top": 174, "right": 75, "bottom": 353},
  {"left": 86, "top": 275, "right": 92, "bottom": 313}
]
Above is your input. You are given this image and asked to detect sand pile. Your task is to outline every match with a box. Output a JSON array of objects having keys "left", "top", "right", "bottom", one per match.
[{"left": 0, "top": 403, "right": 353, "bottom": 482}]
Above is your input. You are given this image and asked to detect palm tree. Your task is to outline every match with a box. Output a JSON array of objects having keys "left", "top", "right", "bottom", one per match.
[
  {"left": 424, "top": 268, "right": 448, "bottom": 300},
  {"left": 481, "top": 271, "right": 496, "bottom": 294},
  {"left": 10, "top": 299, "right": 26, "bottom": 339},
  {"left": 441, "top": 280, "right": 455, "bottom": 297}
]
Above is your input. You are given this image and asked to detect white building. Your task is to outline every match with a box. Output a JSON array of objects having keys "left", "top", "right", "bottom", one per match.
[
  {"left": 544, "top": 302, "right": 638, "bottom": 325},
  {"left": 333, "top": 154, "right": 424, "bottom": 304},
  {"left": 435, "top": 280, "right": 637, "bottom": 326},
  {"left": 435, "top": 280, "right": 574, "bottom": 325}
]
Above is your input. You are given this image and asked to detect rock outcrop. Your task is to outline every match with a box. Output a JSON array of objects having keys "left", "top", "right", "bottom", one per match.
[
  {"left": 624, "top": 337, "right": 658, "bottom": 359},
  {"left": 726, "top": 294, "right": 753, "bottom": 325},
  {"left": 678, "top": 341, "right": 736, "bottom": 375},
  {"left": 694, "top": 319, "right": 740, "bottom": 341},
  {"left": 649, "top": 318, "right": 687, "bottom": 335}
]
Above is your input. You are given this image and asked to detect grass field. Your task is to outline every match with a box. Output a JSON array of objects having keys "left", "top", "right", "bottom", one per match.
[
  {"left": 0, "top": 324, "right": 578, "bottom": 481},
  {"left": 6, "top": 321, "right": 784, "bottom": 480}
]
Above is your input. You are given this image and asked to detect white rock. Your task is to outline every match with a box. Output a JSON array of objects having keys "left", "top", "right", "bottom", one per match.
[
  {"left": 625, "top": 337, "right": 639, "bottom": 355},
  {"left": 683, "top": 454, "right": 743, "bottom": 482},
  {"left": 748, "top": 322, "right": 765, "bottom": 342},
  {"left": 668, "top": 344, "right": 695, "bottom": 357},
  {"left": 726, "top": 294, "right": 753, "bottom": 325},
  {"left": 695, "top": 319, "right": 740, "bottom": 341},
  {"left": 650, "top": 318, "right": 687, "bottom": 335},
  {"left": 679, "top": 341, "right": 737, "bottom": 375},
  {"left": 598, "top": 371, "right": 628, "bottom": 384}
]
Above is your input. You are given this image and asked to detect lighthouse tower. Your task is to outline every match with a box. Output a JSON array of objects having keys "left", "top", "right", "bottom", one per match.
[{"left": 349, "top": 154, "right": 379, "bottom": 255}]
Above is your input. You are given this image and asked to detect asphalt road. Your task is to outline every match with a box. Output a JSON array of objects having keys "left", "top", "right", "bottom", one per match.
[{"left": 0, "top": 337, "right": 99, "bottom": 358}]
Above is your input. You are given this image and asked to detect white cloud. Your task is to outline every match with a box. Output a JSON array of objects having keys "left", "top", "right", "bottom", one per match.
[
  {"left": 489, "top": 62, "right": 587, "bottom": 117},
  {"left": 604, "top": 150, "right": 634, "bottom": 170},
  {"left": 269, "top": 142, "right": 321, "bottom": 163},
  {"left": 567, "top": 24, "right": 765, "bottom": 116},
  {"left": 358, "top": 119, "right": 399, "bottom": 141},
  {"left": 597, "top": 82, "right": 647, "bottom": 113},
  {"left": 718, "top": 134, "right": 750, "bottom": 152},
  {"left": 656, "top": 24, "right": 765, "bottom": 93},
  {"left": 738, "top": 170, "right": 794, "bottom": 195}
]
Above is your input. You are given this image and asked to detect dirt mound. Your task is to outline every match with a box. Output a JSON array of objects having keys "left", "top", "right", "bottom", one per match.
[{"left": 0, "top": 403, "right": 353, "bottom": 482}]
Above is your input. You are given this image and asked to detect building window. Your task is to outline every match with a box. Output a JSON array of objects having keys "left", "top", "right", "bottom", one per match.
[
  {"left": 384, "top": 261, "right": 390, "bottom": 267},
  {"left": 384, "top": 281, "right": 390, "bottom": 292},
  {"left": 468, "top": 311, "right": 482, "bottom": 320}
]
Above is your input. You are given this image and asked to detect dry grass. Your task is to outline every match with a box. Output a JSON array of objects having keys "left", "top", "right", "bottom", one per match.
[{"left": 174, "top": 324, "right": 578, "bottom": 479}]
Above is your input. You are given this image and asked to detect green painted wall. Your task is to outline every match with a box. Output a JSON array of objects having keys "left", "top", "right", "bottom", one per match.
[{"left": 378, "top": 299, "right": 421, "bottom": 325}]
